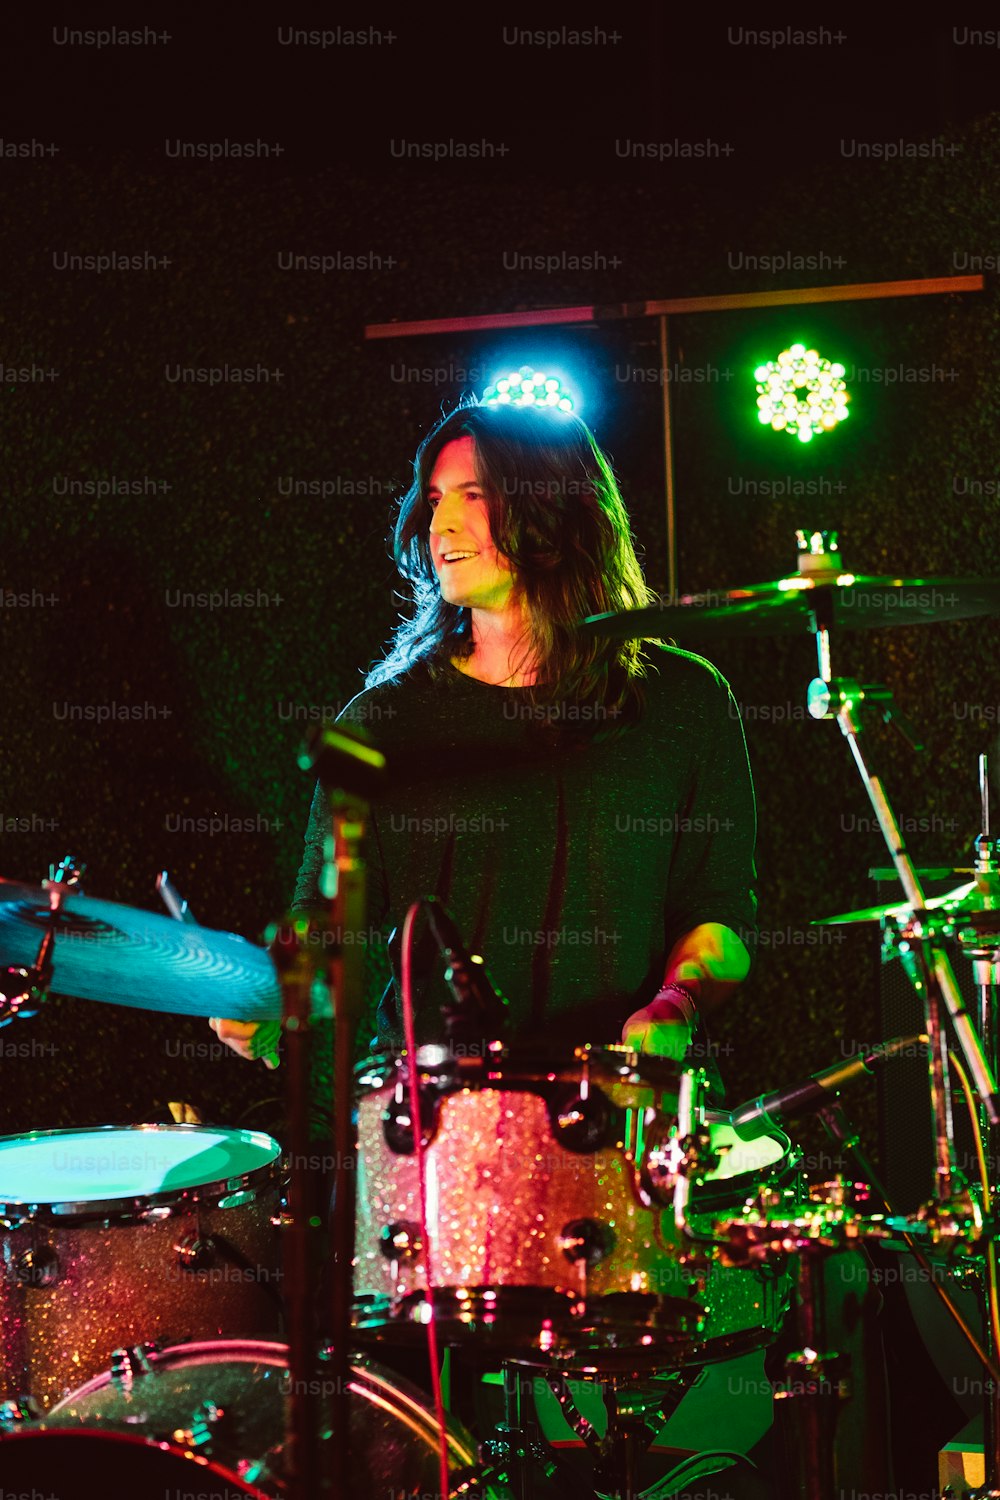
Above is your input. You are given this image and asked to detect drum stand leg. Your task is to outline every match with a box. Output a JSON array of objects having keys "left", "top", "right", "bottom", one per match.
[
  {"left": 769, "top": 1248, "right": 845, "bottom": 1500},
  {"left": 479, "top": 1364, "right": 561, "bottom": 1499},
  {"left": 594, "top": 1388, "right": 651, "bottom": 1500},
  {"left": 543, "top": 1370, "right": 693, "bottom": 1500}
]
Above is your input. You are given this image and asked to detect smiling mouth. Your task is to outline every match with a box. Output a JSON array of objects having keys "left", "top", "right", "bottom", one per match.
[{"left": 440, "top": 552, "right": 479, "bottom": 565}]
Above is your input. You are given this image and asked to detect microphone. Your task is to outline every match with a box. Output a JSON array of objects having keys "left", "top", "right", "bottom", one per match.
[
  {"left": 423, "top": 898, "right": 509, "bottom": 1042},
  {"left": 730, "top": 1034, "right": 927, "bottom": 1139}
]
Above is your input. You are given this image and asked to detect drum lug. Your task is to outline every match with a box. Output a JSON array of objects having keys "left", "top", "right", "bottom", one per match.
[
  {"left": 109, "top": 1341, "right": 161, "bottom": 1390},
  {"left": 175, "top": 1231, "right": 218, "bottom": 1271},
  {"left": 12, "top": 1244, "right": 60, "bottom": 1287},
  {"left": 559, "top": 1217, "right": 617, "bottom": 1267},
  {"left": 379, "top": 1221, "right": 423, "bottom": 1261},
  {"left": 381, "top": 1084, "right": 441, "bottom": 1154},
  {"left": 0, "top": 1394, "right": 39, "bottom": 1430},
  {"left": 547, "top": 1084, "right": 617, "bottom": 1153}
]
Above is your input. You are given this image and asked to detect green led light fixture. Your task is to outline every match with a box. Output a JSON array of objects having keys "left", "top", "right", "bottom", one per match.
[{"left": 754, "top": 343, "right": 849, "bottom": 443}]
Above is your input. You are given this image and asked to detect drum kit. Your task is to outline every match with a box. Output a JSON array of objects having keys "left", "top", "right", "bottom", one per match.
[{"left": 1, "top": 530, "right": 999, "bottom": 1498}]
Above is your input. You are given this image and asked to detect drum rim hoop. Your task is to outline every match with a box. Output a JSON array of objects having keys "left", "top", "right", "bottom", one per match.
[{"left": 0, "top": 1123, "right": 282, "bottom": 1223}]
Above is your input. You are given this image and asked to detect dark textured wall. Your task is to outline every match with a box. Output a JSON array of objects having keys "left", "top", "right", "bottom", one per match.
[{"left": 2, "top": 19, "right": 999, "bottom": 1188}]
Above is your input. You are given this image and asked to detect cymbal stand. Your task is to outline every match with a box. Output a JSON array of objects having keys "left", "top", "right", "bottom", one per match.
[
  {"left": 798, "top": 528, "right": 1000, "bottom": 1489},
  {"left": 0, "top": 856, "right": 83, "bottom": 1026},
  {"left": 803, "top": 575, "right": 1000, "bottom": 1149}
]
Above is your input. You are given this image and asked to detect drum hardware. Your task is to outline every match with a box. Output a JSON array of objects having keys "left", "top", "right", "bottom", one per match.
[
  {"left": 479, "top": 1364, "right": 563, "bottom": 1499},
  {"left": 547, "top": 1082, "right": 620, "bottom": 1154},
  {"left": 640, "top": 1099, "right": 719, "bottom": 1210},
  {"left": 379, "top": 1220, "right": 423, "bottom": 1262},
  {"left": 381, "top": 1076, "right": 444, "bottom": 1152},
  {"left": 0, "top": 855, "right": 83, "bottom": 1026},
  {"left": 108, "top": 1341, "right": 161, "bottom": 1389},
  {"left": 266, "top": 913, "right": 332, "bottom": 1500},
  {"left": 9, "top": 1244, "right": 60, "bottom": 1287},
  {"left": 175, "top": 1230, "right": 218, "bottom": 1271},
  {"left": 789, "top": 543, "right": 1000, "bottom": 1495},
  {"left": 581, "top": 533, "right": 1000, "bottom": 1157},
  {"left": 156, "top": 867, "right": 198, "bottom": 925},
  {"left": 768, "top": 1246, "right": 847, "bottom": 1500},
  {"left": 558, "top": 1219, "right": 616, "bottom": 1269},
  {"left": 818, "top": 757, "right": 1000, "bottom": 1492},
  {"left": 477, "top": 1064, "right": 772, "bottom": 1500},
  {"left": 482, "top": 1358, "right": 710, "bottom": 1500},
  {"left": 282, "top": 720, "right": 386, "bottom": 1500},
  {"left": 424, "top": 895, "right": 510, "bottom": 1045}
]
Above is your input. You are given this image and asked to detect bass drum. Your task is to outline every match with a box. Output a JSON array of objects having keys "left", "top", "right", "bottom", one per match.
[
  {"left": 0, "top": 1429, "right": 269, "bottom": 1499},
  {"left": 5, "top": 1338, "right": 500, "bottom": 1498}
]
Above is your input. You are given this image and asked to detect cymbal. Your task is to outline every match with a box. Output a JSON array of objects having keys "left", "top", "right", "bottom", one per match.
[
  {"left": 814, "top": 882, "right": 979, "bottom": 926},
  {"left": 0, "top": 879, "right": 282, "bottom": 1020},
  {"left": 581, "top": 575, "right": 1000, "bottom": 640}
]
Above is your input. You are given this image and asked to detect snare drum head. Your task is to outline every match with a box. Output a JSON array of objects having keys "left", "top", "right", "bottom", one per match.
[{"left": 0, "top": 1125, "right": 281, "bottom": 1214}]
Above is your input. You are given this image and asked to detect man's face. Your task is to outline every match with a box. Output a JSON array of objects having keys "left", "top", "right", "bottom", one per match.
[{"left": 428, "top": 435, "right": 515, "bottom": 611}]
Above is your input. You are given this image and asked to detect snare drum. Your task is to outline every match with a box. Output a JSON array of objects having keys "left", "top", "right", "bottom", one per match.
[
  {"left": 354, "top": 1045, "right": 795, "bottom": 1369},
  {"left": 0, "top": 1338, "right": 498, "bottom": 1498},
  {"left": 0, "top": 1125, "right": 283, "bottom": 1409}
]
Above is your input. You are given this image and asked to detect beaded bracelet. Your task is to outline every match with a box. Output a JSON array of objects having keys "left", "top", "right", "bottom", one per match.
[{"left": 651, "top": 982, "right": 699, "bottom": 1027}]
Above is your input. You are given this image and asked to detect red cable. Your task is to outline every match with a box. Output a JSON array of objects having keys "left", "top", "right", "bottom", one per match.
[{"left": 400, "top": 900, "right": 450, "bottom": 1500}]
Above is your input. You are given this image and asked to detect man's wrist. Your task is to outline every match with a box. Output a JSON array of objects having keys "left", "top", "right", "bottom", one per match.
[{"left": 652, "top": 981, "right": 699, "bottom": 1027}]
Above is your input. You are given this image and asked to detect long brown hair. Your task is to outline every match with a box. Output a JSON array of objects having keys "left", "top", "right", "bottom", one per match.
[{"left": 367, "top": 400, "right": 661, "bottom": 733}]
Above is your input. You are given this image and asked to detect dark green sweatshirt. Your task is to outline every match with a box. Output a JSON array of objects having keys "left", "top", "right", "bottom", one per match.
[{"left": 293, "top": 644, "right": 757, "bottom": 1056}]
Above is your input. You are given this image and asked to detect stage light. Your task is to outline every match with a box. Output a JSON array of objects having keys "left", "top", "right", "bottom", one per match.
[
  {"left": 754, "top": 344, "right": 849, "bottom": 442},
  {"left": 483, "top": 365, "right": 576, "bottom": 412}
]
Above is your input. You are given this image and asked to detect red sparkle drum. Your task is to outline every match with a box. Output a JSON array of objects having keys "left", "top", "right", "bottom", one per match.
[
  {"left": 0, "top": 1125, "right": 283, "bottom": 1409},
  {"left": 1, "top": 1338, "right": 496, "bottom": 1499},
  {"left": 353, "top": 1045, "right": 794, "bottom": 1368}
]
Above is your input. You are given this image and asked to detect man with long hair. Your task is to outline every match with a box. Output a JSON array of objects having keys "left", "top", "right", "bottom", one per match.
[
  {"left": 213, "top": 398, "right": 755, "bottom": 1065},
  {"left": 211, "top": 401, "right": 891, "bottom": 1489}
]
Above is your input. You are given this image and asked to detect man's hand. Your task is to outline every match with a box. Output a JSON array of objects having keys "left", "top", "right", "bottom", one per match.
[
  {"left": 208, "top": 1017, "right": 282, "bottom": 1069},
  {"left": 621, "top": 1000, "right": 693, "bottom": 1060}
]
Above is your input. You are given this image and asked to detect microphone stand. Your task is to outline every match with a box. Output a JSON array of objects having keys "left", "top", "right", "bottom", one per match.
[
  {"left": 295, "top": 723, "right": 386, "bottom": 1500},
  {"left": 270, "top": 912, "right": 327, "bottom": 1500},
  {"left": 326, "top": 787, "right": 369, "bottom": 1500}
]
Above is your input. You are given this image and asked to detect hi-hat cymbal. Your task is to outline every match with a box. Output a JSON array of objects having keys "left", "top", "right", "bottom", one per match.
[
  {"left": 0, "top": 879, "right": 282, "bottom": 1020},
  {"left": 813, "top": 882, "right": 980, "bottom": 926},
  {"left": 581, "top": 575, "right": 1000, "bottom": 640}
]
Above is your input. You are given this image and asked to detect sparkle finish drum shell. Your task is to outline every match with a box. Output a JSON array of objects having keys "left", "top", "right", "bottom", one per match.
[{"left": 0, "top": 1125, "right": 283, "bottom": 1408}]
